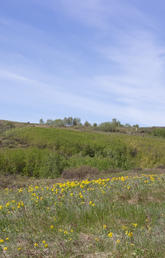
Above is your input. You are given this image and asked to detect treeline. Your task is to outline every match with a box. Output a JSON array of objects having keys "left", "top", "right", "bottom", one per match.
[{"left": 39, "top": 117, "right": 139, "bottom": 133}]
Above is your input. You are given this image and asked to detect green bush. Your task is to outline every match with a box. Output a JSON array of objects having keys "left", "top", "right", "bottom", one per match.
[
  {"left": 39, "top": 152, "right": 68, "bottom": 178},
  {"left": 1, "top": 127, "right": 165, "bottom": 178}
]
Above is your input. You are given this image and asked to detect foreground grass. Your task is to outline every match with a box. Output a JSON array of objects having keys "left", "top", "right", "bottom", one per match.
[{"left": 0, "top": 174, "right": 165, "bottom": 257}]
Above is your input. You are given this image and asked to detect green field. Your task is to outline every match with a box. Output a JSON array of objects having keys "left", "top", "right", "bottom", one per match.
[
  {"left": 0, "top": 126, "right": 165, "bottom": 178},
  {"left": 1, "top": 124, "right": 165, "bottom": 257}
]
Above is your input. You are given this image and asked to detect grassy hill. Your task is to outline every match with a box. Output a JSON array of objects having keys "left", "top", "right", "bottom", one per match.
[
  {"left": 1, "top": 121, "right": 165, "bottom": 257},
  {"left": 0, "top": 122, "right": 165, "bottom": 178}
]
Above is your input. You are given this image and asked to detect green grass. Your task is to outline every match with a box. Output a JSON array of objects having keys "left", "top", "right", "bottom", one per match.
[
  {"left": 0, "top": 173, "right": 165, "bottom": 257},
  {"left": 0, "top": 127, "right": 165, "bottom": 178}
]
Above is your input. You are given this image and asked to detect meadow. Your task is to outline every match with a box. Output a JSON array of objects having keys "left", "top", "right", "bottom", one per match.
[
  {"left": 1, "top": 126, "right": 165, "bottom": 178},
  {"left": 0, "top": 173, "right": 165, "bottom": 257},
  {"left": 1, "top": 125, "right": 165, "bottom": 257}
]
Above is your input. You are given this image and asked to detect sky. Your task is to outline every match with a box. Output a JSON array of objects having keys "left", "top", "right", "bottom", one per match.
[{"left": 0, "top": 0, "right": 165, "bottom": 126}]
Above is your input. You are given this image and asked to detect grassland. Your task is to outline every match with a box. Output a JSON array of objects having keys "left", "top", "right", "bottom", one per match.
[
  {"left": 0, "top": 172, "right": 165, "bottom": 257},
  {"left": 1, "top": 122, "right": 165, "bottom": 257},
  {"left": 1, "top": 126, "right": 165, "bottom": 178}
]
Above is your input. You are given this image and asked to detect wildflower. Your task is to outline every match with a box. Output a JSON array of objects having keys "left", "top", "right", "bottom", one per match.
[
  {"left": 122, "top": 225, "right": 127, "bottom": 230},
  {"left": 108, "top": 232, "right": 113, "bottom": 238},
  {"left": 116, "top": 239, "right": 120, "bottom": 244},
  {"left": 50, "top": 225, "right": 54, "bottom": 229},
  {"left": 3, "top": 247, "right": 7, "bottom": 251},
  {"left": 6, "top": 202, "right": 10, "bottom": 208},
  {"left": 5, "top": 237, "right": 9, "bottom": 241},
  {"left": 44, "top": 244, "right": 48, "bottom": 248},
  {"left": 17, "top": 247, "right": 21, "bottom": 251},
  {"left": 0, "top": 239, "right": 4, "bottom": 243},
  {"left": 125, "top": 231, "right": 133, "bottom": 237},
  {"left": 103, "top": 224, "right": 107, "bottom": 229},
  {"left": 34, "top": 243, "right": 38, "bottom": 247},
  {"left": 132, "top": 223, "right": 138, "bottom": 228},
  {"left": 120, "top": 176, "right": 125, "bottom": 182},
  {"left": 42, "top": 240, "right": 46, "bottom": 244},
  {"left": 0, "top": 205, "right": 3, "bottom": 210}
]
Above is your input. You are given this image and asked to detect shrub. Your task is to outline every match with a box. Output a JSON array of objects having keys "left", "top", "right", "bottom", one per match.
[{"left": 39, "top": 152, "right": 68, "bottom": 178}]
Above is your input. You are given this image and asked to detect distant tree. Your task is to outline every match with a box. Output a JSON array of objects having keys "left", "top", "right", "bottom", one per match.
[
  {"left": 63, "top": 117, "right": 73, "bottom": 126},
  {"left": 125, "top": 123, "right": 131, "bottom": 128},
  {"left": 73, "top": 118, "right": 81, "bottom": 126},
  {"left": 84, "top": 121, "right": 91, "bottom": 127},
  {"left": 53, "top": 119, "right": 65, "bottom": 127},
  {"left": 99, "top": 122, "right": 116, "bottom": 132},
  {"left": 93, "top": 123, "right": 97, "bottom": 127},
  {"left": 46, "top": 119, "right": 53, "bottom": 125},
  {"left": 39, "top": 118, "right": 44, "bottom": 124},
  {"left": 112, "top": 118, "right": 121, "bottom": 127},
  {"left": 133, "top": 124, "right": 139, "bottom": 131}
]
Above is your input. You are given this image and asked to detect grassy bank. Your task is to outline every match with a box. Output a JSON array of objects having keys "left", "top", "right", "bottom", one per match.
[{"left": 0, "top": 127, "right": 165, "bottom": 178}]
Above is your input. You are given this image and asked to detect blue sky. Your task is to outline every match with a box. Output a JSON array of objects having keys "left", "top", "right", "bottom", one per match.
[{"left": 1, "top": 0, "right": 165, "bottom": 126}]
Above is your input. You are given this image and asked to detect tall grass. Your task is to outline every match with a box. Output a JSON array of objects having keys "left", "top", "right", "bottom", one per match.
[
  {"left": 0, "top": 174, "right": 165, "bottom": 257},
  {"left": 0, "top": 127, "right": 165, "bottom": 177}
]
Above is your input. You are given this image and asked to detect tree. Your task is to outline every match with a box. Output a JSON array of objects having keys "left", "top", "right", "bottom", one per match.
[
  {"left": 53, "top": 119, "right": 65, "bottom": 127},
  {"left": 99, "top": 122, "right": 115, "bottom": 132},
  {"left": 46, "top": 119, "right": 53, "bottom": 125},
  {"left": 39, "top": 118, "right": 44, "bottom": 124},
  {"left": 73, "top": 118, "right": 81, "bottom": 126},
  {"left": 63, "top": 117, "right": 73, "bottom": 126},
  {"left": 84, "top": 121, "right": 91, "bottom": 127},
  {"left": 112, "top": 118, "right": 121, "bottom": 127}
]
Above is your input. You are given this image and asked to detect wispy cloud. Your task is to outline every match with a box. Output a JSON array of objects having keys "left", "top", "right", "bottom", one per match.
[{"left": 1, "top": 0, "right": 165, "bottom": 125}]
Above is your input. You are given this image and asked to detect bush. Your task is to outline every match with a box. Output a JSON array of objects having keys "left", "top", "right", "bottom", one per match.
[{"left": 39, "top": 152, "right": 68, "bottom": 178}]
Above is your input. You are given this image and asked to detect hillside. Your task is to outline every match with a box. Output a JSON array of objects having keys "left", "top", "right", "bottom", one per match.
[
  {"left": 1, "top": 122, "right": 165, "bottom": 257},
  {"left": 0, "top": 122, "right": 165, "bottom": 178}
]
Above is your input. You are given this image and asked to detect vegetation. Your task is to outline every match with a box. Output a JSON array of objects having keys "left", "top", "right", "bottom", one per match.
[
  {"left": 1, "top": 119, "right": 165, "bottom": 257},
  {"left": 0, "top": 173, "right": 165, "bottom": 257},
  {"left": 0, "top": 123, "right": 165, "bottom": 178}
]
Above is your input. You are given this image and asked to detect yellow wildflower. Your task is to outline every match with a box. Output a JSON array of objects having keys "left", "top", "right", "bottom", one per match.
[
  {"left": 125, "top": 231, "right": 133, "bottom": 237},
  {"left": 108, "top": 232, "right": 113, "bottom": 238}
]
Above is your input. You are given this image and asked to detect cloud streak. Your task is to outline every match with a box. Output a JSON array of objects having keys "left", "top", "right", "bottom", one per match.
[{"left": 1, "top": 0, "right": 165, "bottom": 125}]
